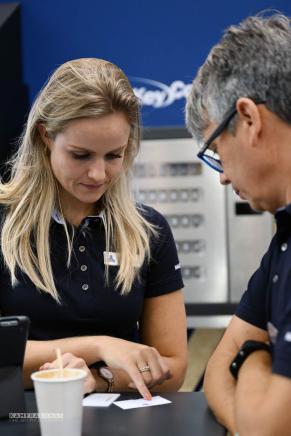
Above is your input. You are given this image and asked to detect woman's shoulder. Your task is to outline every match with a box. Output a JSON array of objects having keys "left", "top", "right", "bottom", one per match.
[{"left": 136, "top": 203, "right": 169, "bottom": 228}]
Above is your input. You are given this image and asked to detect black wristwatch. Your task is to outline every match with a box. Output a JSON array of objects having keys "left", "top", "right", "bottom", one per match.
[
  {"left": 89, "top": 361, "right": 115, "bottom": 393},
  {"left": 229, "top": 340, "right": 271, "bottom": 380},
  {"left": 98, "top": 366, "right": 114, "bottom": 392}
]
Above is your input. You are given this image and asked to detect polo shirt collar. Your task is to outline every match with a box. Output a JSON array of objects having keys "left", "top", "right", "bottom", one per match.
[
  {"left": 52, "top": 209, "right": 104, "bottom": 225},
  {"left": 275, "top": 204, "right": 291, "bottom": 236}
]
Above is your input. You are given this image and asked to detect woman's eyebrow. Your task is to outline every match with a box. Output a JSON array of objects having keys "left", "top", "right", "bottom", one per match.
[
  {"left": 106, "top": 145, "right": 127, "bottom": 153},
  {"left": 67, "top": 144, "right": 127, "bottom": 153},
  {"left": 67, "top": 144, "right": 91, "bottom": 152}
]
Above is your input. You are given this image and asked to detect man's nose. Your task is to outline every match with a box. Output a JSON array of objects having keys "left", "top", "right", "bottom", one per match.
[{"left": 219, "top": 172, "right": 230, "bottom": 185}]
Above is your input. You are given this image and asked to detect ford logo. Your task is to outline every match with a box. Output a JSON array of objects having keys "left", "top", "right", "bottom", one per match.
[{"left": 130, "top": 77, "right": 192, "bottom": 109}]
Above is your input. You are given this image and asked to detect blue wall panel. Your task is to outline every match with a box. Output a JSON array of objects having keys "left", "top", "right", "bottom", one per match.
[{"left": 1, "top": 0, "right": 291, "bottom": 126}]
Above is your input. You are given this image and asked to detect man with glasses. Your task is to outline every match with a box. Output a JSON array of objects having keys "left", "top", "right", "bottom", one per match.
[{"left": 186, "top": 13, "right": 291, "bottom": 436}]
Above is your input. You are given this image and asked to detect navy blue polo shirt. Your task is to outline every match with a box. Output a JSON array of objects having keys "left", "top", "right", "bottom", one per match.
[
  {"left": 236, "top": 204, "right": 291, "bottom": 379},
  {"left": 0, "top": 205, "right": 183, "bottom": 341}
]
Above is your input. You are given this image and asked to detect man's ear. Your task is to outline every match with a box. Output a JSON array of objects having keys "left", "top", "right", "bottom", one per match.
[
  {"left": 236, "top": 98, "right": 262, "bottom": 146},
  {"left": 38, "top": 123, "right": 52, "bottom": 149}
]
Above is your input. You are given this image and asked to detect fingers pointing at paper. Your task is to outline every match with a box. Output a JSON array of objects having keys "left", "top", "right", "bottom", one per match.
[
  {"left": 39, "top": 337, "right": 172, "bottom": 400},
  {"left": 97, "top": 336, "right": 172, "bottom": 400}
]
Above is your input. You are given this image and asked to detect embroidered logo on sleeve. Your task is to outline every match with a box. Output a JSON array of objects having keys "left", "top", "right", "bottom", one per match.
[
  {"left": 174, "top": 263, "right": 181, "bottom": 270},
  {"left": 267, "top": 321, "right": 278, "bottom": 344},
  {"left": 103, "top": 252, "right": 119, "bottom": 266}
]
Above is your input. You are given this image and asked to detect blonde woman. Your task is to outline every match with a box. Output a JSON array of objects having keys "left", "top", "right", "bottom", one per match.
[{"left": 0, "top": 58, "right": 187, "bottom": 399}]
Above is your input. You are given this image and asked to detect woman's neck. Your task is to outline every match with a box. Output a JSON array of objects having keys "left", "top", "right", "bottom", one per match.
[{"left": 57, "top": 191, "right": 99, "bottom": 227}]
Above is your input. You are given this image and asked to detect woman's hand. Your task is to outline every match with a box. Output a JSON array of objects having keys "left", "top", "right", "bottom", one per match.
[
  {"left": 39, "top": 337, "right": 172, "bottom": 400},
  {"left": 40, "top": 353, "right": 97, "bottom": 394},
  {"left": 98, "top": 336, "right": 172, "bottom": 400}
]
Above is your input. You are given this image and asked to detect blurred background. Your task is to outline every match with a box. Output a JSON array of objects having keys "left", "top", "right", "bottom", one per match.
[{"left": 1, "top": 0, "right": 290, "bottom": 391}]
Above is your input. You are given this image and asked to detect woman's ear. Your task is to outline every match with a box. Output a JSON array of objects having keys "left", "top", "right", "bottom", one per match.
[
  {"left": 236, "top": 98, "right": 262, "bottom": 146},
  {"left": 38, "top": 123, "right": 52, "bottom": 149}
]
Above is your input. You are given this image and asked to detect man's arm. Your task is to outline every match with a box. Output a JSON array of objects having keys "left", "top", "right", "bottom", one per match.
[
  {"left": 203, "top": 315, "right": 268, "bottom": 434},
  {"left": 235, "top": 351, "right": 291, "bottom": 436}
]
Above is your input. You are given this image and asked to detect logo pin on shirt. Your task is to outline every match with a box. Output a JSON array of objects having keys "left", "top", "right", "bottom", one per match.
[{"left": 103, "top": 252, "right": 119, "bottom": 266}]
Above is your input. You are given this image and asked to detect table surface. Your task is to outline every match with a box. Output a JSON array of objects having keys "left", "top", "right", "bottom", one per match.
[{"left": 0, "top": 391, "right": 226, "bottom": 436}]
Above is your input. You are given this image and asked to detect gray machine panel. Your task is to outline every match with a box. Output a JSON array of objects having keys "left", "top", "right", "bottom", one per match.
[
  {"left": 226, "top": 188, "right": 274, "bottom": 302},
  {"left": 133, "top": 137, "right": 228, "bottom": 304}
]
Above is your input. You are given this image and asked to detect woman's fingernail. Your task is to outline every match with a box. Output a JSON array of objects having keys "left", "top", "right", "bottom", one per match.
[{"left": 41, "top": 364, "right": 49, "bottom": 370}]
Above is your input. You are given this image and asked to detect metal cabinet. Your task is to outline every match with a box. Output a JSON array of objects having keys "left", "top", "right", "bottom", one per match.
[
  {"left": 226, "top": 187, "right": 273, "bottom": 303},
  {"left": 133, "top": 129, "right": 273, "bottom": 327}
]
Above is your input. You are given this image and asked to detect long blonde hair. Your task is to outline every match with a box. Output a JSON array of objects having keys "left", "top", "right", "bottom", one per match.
[{"left": 0, "top": 58, "right": 156, "bottom": 300}]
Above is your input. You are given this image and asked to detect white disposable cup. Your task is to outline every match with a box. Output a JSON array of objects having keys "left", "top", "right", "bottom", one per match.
[{"left": 31, "top": 368, "right": 86, "bottom": 436}]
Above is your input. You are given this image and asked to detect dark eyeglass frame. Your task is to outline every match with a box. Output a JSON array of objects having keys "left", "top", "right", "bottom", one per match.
[{"left": 197, "top": 98, "right": 266, "bottom": 173}]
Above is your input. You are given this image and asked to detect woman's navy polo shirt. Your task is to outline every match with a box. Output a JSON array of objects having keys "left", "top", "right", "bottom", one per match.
[
  {"left": 236, "top": 204, "right": 291, "bottom": 379},
  {"left": 0, "top": 204, "right": 184, "bottom": 341}
]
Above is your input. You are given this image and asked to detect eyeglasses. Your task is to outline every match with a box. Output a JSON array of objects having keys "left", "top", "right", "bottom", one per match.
[{"left": 197, "top": 99, "right": 266, "bottom": 173}]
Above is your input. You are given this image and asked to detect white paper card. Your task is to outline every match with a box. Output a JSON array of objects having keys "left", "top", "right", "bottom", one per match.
[
  {"left": 83, "top": 393, "right": 120, "bottom": 407},
  {"left": 113, "top": 395, "right": 171, "bottom": 410}
]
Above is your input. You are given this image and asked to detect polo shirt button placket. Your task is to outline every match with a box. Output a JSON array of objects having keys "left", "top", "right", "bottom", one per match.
[
  {"left": 272, "top": 274, "right": 279, "bottom": 284},
  {"left": 281, "top": 242, "right": 288, "bottom": 252},
  {"left": 79, "top": 241, "right": 88, "bottom": 290}
]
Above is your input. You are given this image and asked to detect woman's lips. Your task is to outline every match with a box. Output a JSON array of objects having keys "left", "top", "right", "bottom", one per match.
[{"left": 80, "top": 183, "right": 104, "bottom": 190}]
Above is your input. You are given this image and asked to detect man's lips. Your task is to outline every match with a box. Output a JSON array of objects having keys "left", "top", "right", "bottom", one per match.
[{"left": 233, "top": 188, "right": 246, "bottom": 200}]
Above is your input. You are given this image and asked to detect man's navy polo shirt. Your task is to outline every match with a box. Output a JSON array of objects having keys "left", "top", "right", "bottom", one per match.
[
  {"left": 0, "top": 205, "right": 184, "bottom": 341},
  {"left": 236, "top": 204, "right": 291, "bottom": 378}
]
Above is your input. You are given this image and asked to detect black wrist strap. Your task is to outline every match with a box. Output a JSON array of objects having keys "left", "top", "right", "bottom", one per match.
[
  {"left": 229, "top": 340, "right": 271, "bottom": 380},
  {"left": 89, "top": 361, "right": 106, "bottom": 370}
]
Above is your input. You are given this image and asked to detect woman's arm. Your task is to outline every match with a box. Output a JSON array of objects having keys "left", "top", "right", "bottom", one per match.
[
  {"left": 23, "top": 335, "right": 108, "bottom": 386},
  {"left": 30, "top": 289, "right": 187, "bottom": 396},
  {"left": 138, "top": 289, "right": 188, "bottom": 391},
  {"left": 91, "top": 290, "right": 188, "bottom": 393},
  {"left": 24, "top": 334, "right": 172, "bottom": 399}
]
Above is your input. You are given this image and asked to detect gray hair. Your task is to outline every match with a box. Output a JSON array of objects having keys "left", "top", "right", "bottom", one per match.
[{"left": 186, "top": 13, "right": 291, "bottom": 144}]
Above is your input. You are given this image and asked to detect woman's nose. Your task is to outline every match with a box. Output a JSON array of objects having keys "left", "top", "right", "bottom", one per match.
[{"left": 88, "top": 159, "right": 106, "bottom": 181}]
